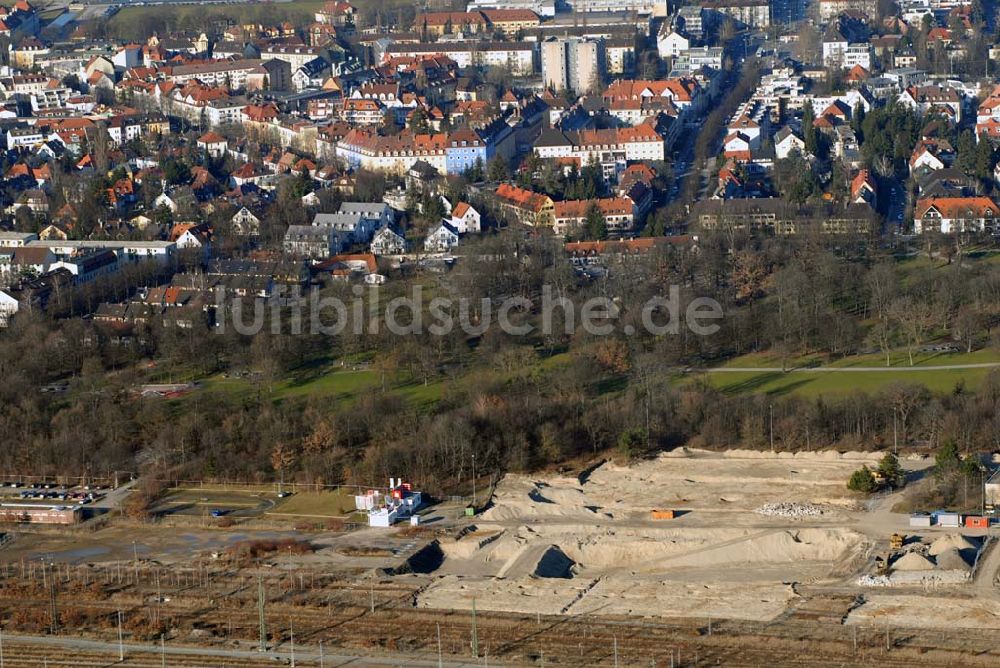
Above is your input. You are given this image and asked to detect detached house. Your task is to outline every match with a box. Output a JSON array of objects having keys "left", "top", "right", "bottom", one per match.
[
  {"left": 851, "top": 169, "right": 877, "bottom": 206},
  {"left": 424, "top": 222, "right": 459, "bottom": 252},
  {"left": 197, "top": 131, "right": 228, "bottom": 158},
  {"left": 370, "top": 227, "right": 407, "bottom": 255},
  {"left": 774, "top": 126, "right": 806, "bottom": 159},
  {"left": 284, "top": 225, "right": 338, "bottom": 258},
  {"left": 448, "top": 202, "right": 481, "bottom": 234}
]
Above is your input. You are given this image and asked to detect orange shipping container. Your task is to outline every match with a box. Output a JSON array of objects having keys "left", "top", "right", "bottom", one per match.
[
  {"left": 966, "top": 516, "right": 989, "bottom": 528},
  {"left": 650, "top": 509, "right": 675, "bottom": 520}
]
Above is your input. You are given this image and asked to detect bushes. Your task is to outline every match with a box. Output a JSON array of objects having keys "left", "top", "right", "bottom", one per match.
[
  {"left": 847, "top": 466, "right": 877, "bottom": 493},
  {"left": 227, "top": 538, "right": 313, "bottom": 561}
]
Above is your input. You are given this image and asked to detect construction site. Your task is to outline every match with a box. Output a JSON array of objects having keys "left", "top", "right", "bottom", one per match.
[{"left": 0, "top": 449, "right": 997, "bottom": 666}]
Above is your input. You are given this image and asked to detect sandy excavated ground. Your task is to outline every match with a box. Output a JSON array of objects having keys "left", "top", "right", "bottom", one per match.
[
  {"left": 417, "top": 449, "right": 881, "bottom": 621},
  {"left": 847, "top": 595, "right": 1000, "bottom": 630}
]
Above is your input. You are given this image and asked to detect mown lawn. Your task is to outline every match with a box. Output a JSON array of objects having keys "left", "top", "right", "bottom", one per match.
[
  {"left": 271, "top": 489, "right": 359, "bottom": 517},
  {"left": 700, "top": 366, "right": 992, "bottom": 398}
]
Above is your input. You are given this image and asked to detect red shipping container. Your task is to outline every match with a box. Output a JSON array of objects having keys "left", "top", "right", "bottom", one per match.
[{"left": 966, "top": 516, "right": 989, "bottom": 528}]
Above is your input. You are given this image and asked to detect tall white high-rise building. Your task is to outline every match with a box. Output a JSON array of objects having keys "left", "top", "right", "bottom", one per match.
[{"left": 541, "top": 37, "right": 606, "bottom": 93}]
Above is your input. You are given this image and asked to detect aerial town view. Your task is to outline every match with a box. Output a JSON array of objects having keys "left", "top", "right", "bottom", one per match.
[{"left": 4, "top": 0, "right": 1000, "bottom": 664}]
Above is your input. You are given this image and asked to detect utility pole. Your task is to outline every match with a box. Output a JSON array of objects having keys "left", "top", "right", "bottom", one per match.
[
  {"left": 45, "top": 562, "right": 57, "bottom": 634},
  {"left": 320, "top": 640, "right": 324, "bottom": 668},
  {"left": 290, "top": 618, "right": 295, "bottom": 668},
  {"left": 258, "top": 577, "right": 267, "bottom": 652},
  {"left": 614, "top": 635, "right": 619, "bottom": 668},
  {"left": 437, "top": 622, "right": 443, "bottom": 668},
  {"left": 161, "top": 634, "right": 166, "bottom": 668},
  {"left": 370, "top": 573, "right": 375, "bottom": 613},
  {"left": 769, "top": 403, "right": 774, "bottom": 452},
  {"left": 471, "top": 453, "right": 477, "bottom": 509},
  {"left": 117, "top": 609, "right": 124, "bottom": 661},
  {"left": 471, "top": 597, "right": 479, "bottom": 659},
  {"left": 893, "top": 407, "right": 898, "bottom": 456}
]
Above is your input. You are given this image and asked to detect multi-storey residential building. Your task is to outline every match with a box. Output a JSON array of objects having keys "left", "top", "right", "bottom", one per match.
[
  {"left": 564, "top": 0, "right": 667, "bottom": 15},
  {"left": 467, "top": 0, "right": 556, "bottom": 18},
  {"left": 534, "top": 122, "right": 665, "bottom": 178},
  {"left": 694, "top": 200, "right": 876, "bottom": 235},
  {"left": 494, "top": 183, "right": 555, "bottom": 226},
  {"left": 261, "top": 44, "right": 326, "bottom": 71},
  {"left": 337, "top": 129, "right": 450, "bottom": 175},
  {"left": 915, "top": 197, "right": 1000, "bottom": 234},
  {"left": 702, "top": 0, "right": 770, "bottom": 28},
  {"left": 383, "top": 42, "right": 536, "bottom": 76},
  {"left": 479, "top": 9, "right": 541, "bottom": 34},
  {"left": 415, "top": 11, "right": 488, "bottom": 36},
  {"left": 166, "top": 60, "right": 265, "bottom": 88},
  {"left": 677, "top": 6, "right": 704, "bottom": 38},
  {"left": 552, "top": 198, "right": 636, "bottom": 236},
  {"left": 341, "top": 97, "right": 384, "bottom": 125},
  {"left": 541, "top": 37, "right": 606, "bottom": 93}
]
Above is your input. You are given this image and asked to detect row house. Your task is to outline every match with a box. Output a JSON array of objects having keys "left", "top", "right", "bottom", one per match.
[{"left": 106, "top": 114, "right": 169, "bottom": 146}]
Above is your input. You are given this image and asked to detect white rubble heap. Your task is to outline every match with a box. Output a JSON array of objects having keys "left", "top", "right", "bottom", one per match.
[{"left": 754, "top": 502, "right": 825, "bottom": 517}]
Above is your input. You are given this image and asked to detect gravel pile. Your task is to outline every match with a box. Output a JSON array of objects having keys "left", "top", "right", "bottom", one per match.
[{"left": 754, "top": 502, "right": 824, "bottom": 518}]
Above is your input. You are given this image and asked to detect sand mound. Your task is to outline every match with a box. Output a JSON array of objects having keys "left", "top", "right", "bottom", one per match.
[
  {"left": 892, "top": 552, "right": 935, "bottom": 571},
  {"left": 934, "top": 548, "right": 971, "bottom": 572},
  {"left": 928, "top": 535, "right": 977, "bottom": 556},
  {"left": 533, "top": 545, "right": 575, "bottom": 579},
  {"left": 481, "top": 478, "right": 605, "bottom": 522}
]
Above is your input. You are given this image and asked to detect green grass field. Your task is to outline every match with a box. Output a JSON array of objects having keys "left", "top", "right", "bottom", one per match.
[
  {"left": 718, "top": 348, "right": 1000, "bottom": 370},
  {"left": 700, "top": 366, "right": 991, "bottom": 398},
  {"left": 700, "top": 348, "right": 1000, "bottom": 397},
  {"left": 270, "top": 489, "right": 360, "bottom": 517}
]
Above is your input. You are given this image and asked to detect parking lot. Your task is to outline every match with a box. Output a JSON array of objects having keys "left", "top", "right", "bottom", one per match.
[{"left": 0, "top": 480, "right": 110, "bottom": 507}]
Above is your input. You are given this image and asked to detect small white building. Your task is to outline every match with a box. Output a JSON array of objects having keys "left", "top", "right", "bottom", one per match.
[{"left": 357, "top": 478, "right": 423, "bottom": 527}]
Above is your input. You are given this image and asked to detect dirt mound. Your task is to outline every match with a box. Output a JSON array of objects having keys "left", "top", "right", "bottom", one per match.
[
  {"left": 892, "top": 552, "right": 934, "bottom": 572},
  {"left": 934, "top": 548, "right": 971, "bottom": 572},
  {"left": 928, "top": 535, "right": 977, "bottom": 556},
  {"left": 401, "top": 541, "right": 444, "bottom": 574},
  {"left": 533, "top": 545, "right": 575, "bottom": 579}
]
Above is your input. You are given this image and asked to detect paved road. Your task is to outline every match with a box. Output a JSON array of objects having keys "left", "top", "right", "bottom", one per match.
[
  {"left": 973, "top": 534, "right": 1000, "bottom": 600},
  {"left": 91, "top": 478, "right": 136, "bottom": 511},
  {"left": 5, "top": 633, "right": 488, "bottom": 667},
  {"left": 704, "top": 363, "right": 1000, "bottom": 373}
]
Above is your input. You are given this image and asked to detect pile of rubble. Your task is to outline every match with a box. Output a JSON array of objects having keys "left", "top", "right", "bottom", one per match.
[
  {"left": 857, "top": 574, "right": 892, "bottom": 587},
  {"left": 754, "top": 502, "right": 824, "bottom": 518}
]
